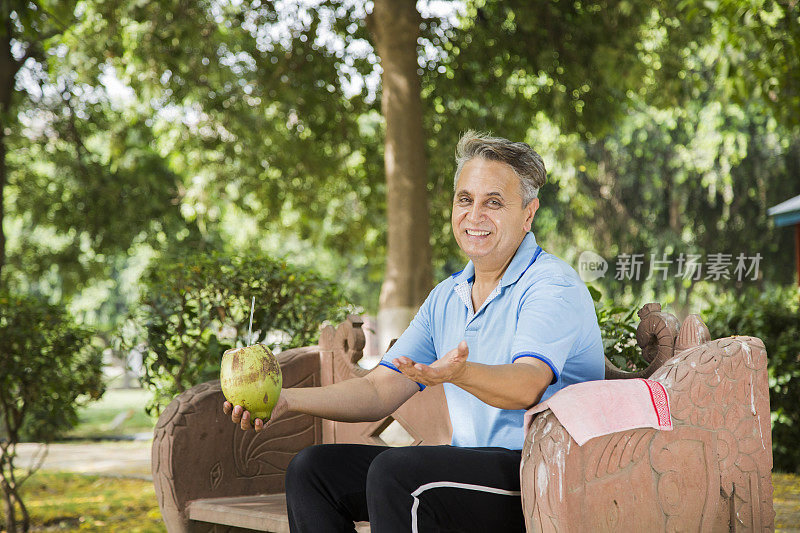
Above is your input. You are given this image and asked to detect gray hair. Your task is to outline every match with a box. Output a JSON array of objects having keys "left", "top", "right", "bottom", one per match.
[{"left": 453, "top": 130, "right": 547, "bottom": 206}]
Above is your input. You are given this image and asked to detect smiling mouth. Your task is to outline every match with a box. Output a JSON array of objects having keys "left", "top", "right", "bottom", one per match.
[{"left": 465, "top": 229, "right": 491, "bottom": 236}]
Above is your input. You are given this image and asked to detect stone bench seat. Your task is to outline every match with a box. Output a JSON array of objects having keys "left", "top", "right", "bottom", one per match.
[
  {"left": 153, "top": 307, "right": 775, "bottom": 532},
  {"left": 187, "top": 493, "right": 370, "bottom": 532}
]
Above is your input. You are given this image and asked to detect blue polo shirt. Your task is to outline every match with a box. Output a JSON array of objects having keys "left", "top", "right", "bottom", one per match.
[{"left": 379, "top": 232, "right": 604, "bottom": 450}]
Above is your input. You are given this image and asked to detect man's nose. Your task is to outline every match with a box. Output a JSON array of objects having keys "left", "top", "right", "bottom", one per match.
[{"left": 466, "top": 203, "right": 484, "bottom": 223}]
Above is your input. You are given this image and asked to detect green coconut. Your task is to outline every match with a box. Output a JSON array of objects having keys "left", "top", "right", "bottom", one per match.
[{"left": 220, "top": 343, "right": 282, "bottom": 421}]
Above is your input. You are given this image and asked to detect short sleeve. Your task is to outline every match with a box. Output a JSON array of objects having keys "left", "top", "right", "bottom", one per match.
[
  {"left": 510, "top": 276, "right": 585, "bottom": 384},
  {"left": 379, "top": 293, "right": 437, "bottom": 390}
]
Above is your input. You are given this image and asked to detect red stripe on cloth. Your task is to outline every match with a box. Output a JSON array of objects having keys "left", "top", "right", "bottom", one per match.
[{"left": 641, "top": 379, "right": 672, "bottom": 429}]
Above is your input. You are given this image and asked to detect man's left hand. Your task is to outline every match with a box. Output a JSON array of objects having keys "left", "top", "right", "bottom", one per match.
[{"left": 393, "top": 340, "right": 469, "bottom": 387}]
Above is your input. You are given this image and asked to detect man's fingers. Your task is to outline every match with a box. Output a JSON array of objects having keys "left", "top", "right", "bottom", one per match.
[
  {"left": 254, "top": 418, "right": 265, "bottom": 432},
  {"left": 458, "top": 340, "right": 469, "bottom": 356},
  {"left": 396, "top": 360, "right": 425, "bottom": 381},
  {"left": 223, "top": 401, "right": 232, "bottom": 415},
  {"left": 410, "top": 363, "right": 436, "bottom": 379},
  {"left": 455, "top": 341, "right": 469, "bottom": 361},
  {"left": 231, "top": 404, "right": 243, "bottom": 423},
  {"left": 396, "top": 359, "right": 415, "bottom": 373},
  {"left": 400, "top": 360, "right": 422, "bottom": 374},
  {"left": 397, "top": 365, "right": 416, "bottom": 379},
  {"left": 240, "top": 410, "right": 251, "bottom": 431},
  {"left": 394, "top": 359, "right": 442, "bottom": 386}
]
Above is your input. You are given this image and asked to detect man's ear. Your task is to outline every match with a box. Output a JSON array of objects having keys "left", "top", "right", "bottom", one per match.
[{"left": 523, "top": 198, "right": 539, "bottom": 232}]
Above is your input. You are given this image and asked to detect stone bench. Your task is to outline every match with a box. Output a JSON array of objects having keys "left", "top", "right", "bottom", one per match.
[
  {"left": 185, "top": 494, "right": 369, "bottom": 532},
  {"left": 152, "top": 306, "right": 775, "bottom": 532}
]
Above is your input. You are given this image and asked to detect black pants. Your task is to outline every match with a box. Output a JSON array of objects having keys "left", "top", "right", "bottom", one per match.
[{"left": 285, "top": 444, "right": 526, "bottom": 533}]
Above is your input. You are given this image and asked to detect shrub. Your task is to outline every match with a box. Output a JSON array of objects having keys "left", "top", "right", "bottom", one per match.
[
  {"left": 0, "top": 292, "right": 104, "bottom": 533},
  {"left": 126, "top": 250, "right": 350, "bottom": 414},
  {"left": 703, "top": 285, "right": 800, "bottom": 473},
  {"left": 589, "top": 286, "right": 648, "bottom": 370}
]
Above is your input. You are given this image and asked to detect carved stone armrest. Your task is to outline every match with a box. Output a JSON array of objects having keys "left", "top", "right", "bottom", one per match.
[
  {"left": 152, "top": 345, "right": 323, "bottom": 532},
  {"left": 604, "top": 303, "right": 683, "bottom": 379},
  {"left": 318, "top": 315, "right": 452, "bottom": 446},
  {"left": 520, "top": 313, "right": 775, "bottom": 531}
]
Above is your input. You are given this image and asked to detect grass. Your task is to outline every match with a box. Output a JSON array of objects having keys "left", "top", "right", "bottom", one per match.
[
  {"left": 776, "top": 472, "right": 800, "bottom": 531},
  {"left": 0, "top": 472, "right": 164, "bottom": 532},
  {"left": 62, "top": 389, "right": 156, "bottom": 440},
  {"left": 0, "top": 471, "right": 798, "bottom": 531}
]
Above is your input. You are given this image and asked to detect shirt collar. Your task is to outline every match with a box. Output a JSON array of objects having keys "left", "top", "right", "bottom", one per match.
[{"left": 451, "top": 232, "right": 541, "bottom": 288}]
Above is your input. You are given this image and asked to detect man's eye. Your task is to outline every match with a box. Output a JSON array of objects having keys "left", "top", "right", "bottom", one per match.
[
  {"left": 457, "top": 197, "right": 471, "bottom": 204},
  {"left": 488, "top": 200, "right": 502, "bottom": 207}
]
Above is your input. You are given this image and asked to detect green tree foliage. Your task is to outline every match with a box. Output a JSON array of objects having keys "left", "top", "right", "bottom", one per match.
[
  {"left": 426, "top": 0, "right": 654, "bottom": 138},
  {"left": 421, "top": 0, "right": 664, "bottom": 274},
  {"left": 561, "top": 98, "right": 799, "bottom": 313},
  {"left": 0, "top": 292, "right": 104, "bottom": 533},
  {"left": 85, "top": 0, "right": 385, "bottom": 260},
  {"left": 0, "top": 0, "right": 79, "bottom": 281},
  {"left": 127, "top": 250, "right": 350, "bottom": 413},
  {"left": 8, "top": 103, "right": 189, "bottom": 295},
  {"left": 10, "top": 0, "right": 797, "bottom": 317},
  {"left": 557, "top": 0, "right": 800, "bottom": 308},
  {"left": 704, "top": 286, "right": 800, "bottom": 473},
  {"left": 34, "top": 0, "right": 707, "bottom": 309},
  {"left": 433, "top": 6, "right": 798, "bottom": 305},
  {"left": 10, "top": 0, "right": 389, "bottom": 308},
  {"left": 653, "top": 0, "right": 800, "bottom": 129},
  {"left": 4, "top": 0, "right": 193, "bottom": 322},
  {"left": 4, "top": 0, "right": 798, "bottom": 432},
  {"left": 422, "top": 0, "right": 800, "bottom": 297}
]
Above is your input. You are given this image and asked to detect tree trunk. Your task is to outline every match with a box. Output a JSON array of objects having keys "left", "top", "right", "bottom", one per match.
[
  {"left": 0, "top": 17, "right": 16, "bottom": 286},
  {"left": 16, "top": 485, "right": 28, "bottom": 533},
  {"left": 1, "top": 480, "right": 17, "bottom": 533},
  {"left": 369, "top": 0, "right": 433, "bottom": 351},
  {"left": 0, "top": 126, "right": 6, "bottom": 285}
]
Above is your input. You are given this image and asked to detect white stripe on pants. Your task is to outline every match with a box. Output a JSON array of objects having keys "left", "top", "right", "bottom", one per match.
[{"left": 410, "top": 481, "right": 522, "bottom": 533}]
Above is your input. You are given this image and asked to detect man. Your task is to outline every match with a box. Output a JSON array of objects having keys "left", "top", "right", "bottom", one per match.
[{"left": 224, "top": 131, "right": 604, "bottom": 532}]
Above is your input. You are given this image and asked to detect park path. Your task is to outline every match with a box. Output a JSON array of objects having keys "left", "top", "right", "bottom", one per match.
[{"left": 15, "top": 441, "right": 152, "bottom": 480}]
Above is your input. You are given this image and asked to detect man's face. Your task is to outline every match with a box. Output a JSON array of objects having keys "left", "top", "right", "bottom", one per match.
[{"left": 451, "top": 158, "right": 538, "bottom": 268}]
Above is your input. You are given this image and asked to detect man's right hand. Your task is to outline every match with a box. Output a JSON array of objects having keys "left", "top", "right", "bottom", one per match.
[
  {"left": 223, "top": 390, "right": 290, "bottom": 433},
  {"left": 222, "top": 366, "right": 418, "bottom": 428}
]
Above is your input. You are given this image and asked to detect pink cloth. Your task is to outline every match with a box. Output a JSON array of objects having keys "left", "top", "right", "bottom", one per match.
[{"left": 524, "top": 378, "right": 673, "bottom": 446}]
